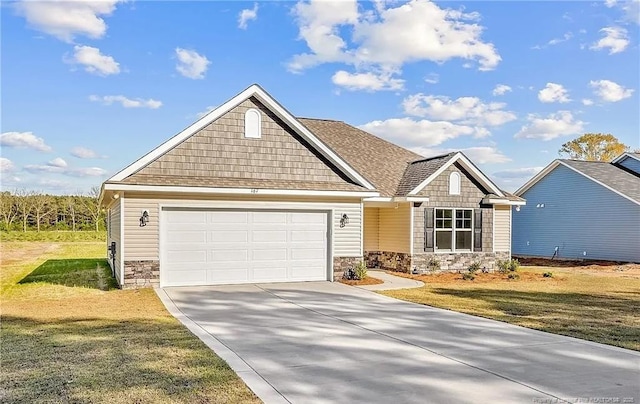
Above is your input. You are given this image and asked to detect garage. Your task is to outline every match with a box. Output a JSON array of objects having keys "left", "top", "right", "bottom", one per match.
[{"left": 161, "top": 209, "right": 330, "bottom": 287}]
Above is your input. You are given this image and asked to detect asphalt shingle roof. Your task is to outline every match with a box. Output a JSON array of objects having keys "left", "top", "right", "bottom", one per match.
[
  {"left": 395, "top": 153, "right": 456, "bottom": 196},
  {"left": 298, "top": 118, "right": 424, "bottom": 197},
  {"left": 561, "top": 159, "right": 640, "bottom": 203}
]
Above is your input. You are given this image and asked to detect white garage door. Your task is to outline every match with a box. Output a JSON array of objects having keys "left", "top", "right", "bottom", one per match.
[{"left": 162, "top": 209, "right": 329, "bottom": 287}]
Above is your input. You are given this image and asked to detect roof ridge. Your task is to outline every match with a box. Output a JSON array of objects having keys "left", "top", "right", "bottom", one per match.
[
  {"left": 409, "top": 151, "right": 457, "bottom": 164},
  {"left": 296, "top": 117, "right": 343, "bottom": 123}
]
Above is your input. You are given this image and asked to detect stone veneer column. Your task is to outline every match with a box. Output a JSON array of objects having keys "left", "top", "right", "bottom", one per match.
[{"left": 123, "top": 260, "right": 160, "bottom": 289}]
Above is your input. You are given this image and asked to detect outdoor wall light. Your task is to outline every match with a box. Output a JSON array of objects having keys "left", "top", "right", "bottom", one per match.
[
  {"left": 140, "top": 210, "right": 149, "bottom": 227},
  {"left": 112, "top": 193, "right": 120, "bottom": 200},
  {"left": 340, "top": 213, "right": 349, "bottom": 228}
]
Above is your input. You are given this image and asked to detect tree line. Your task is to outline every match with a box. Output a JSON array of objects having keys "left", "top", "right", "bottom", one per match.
[{"left": 0, "top": 186, "right": 104, "bottom": 232}]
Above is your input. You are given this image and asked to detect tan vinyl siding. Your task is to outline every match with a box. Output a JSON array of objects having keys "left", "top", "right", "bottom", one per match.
[
  {"left": 378, "top": 203, "right": 411, "bottom": 253},
  {"left": 494, "top": 205, "right": 511, "bottom": 252},
  {"left": 107, "top": 198, "right": 122, "bottom": 284},
  {"left": 122, "top": 193, "right": 363, "bottom": 261},
  {"left": 364, "top": 207, "right": 380, "bottom": 251}
]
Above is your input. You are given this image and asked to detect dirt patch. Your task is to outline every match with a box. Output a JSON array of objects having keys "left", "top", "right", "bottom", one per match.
[
  {"left": 516, "top": 257, "right": 640, "bottom": 278},
  {"left": 0, "top": 242, "right": 61, "bottom": 267},
  {"left": 339, "top": 276, "right": 384, "bottom": 286},
  {"left": 387, "top": 270, "right": 560, "bottom": 284}
]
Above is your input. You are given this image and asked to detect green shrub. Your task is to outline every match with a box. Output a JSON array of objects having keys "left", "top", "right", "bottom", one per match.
[
  {"left": 354, "top": 261, "right": 367, "bottom": 280},
  {"left": 543, "top": 271, "right": 553, "bottom": 278},
  {"left": 507, "top": 273, "right": 520, "bottom": 280},
  {"left": 467, "top": 262, "right": 481, "bottom": 274},
  {"left": 497, "top": 259, "right": 520, "bottom": 273},
  {"left": 462, "top": 273, "right": 475, "bottom": 281}
]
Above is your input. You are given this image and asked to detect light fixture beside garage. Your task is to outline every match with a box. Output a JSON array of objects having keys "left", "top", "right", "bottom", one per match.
[
  {"left": 140, "top": 210, "right": 150, "bottom": 227},
  {"left": 340, "top": 213, "right": 349, "bottom": 228}
]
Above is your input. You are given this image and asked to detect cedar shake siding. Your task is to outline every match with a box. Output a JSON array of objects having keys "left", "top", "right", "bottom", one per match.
[{"left": 122, "top": 97, "right": 364, "bottom": 192}]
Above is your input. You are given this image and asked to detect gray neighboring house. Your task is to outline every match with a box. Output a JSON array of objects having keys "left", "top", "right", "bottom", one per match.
[
  {"left": 513, "top": 152, "right": 640, "bottom": 263},
  {"left": 100, "top": 84, "right": 525, "bottom": 288}
]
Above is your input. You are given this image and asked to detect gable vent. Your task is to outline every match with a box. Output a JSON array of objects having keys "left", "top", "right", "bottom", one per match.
[{"left": 244, "top": 108, "right": 261, "bottom": 139}]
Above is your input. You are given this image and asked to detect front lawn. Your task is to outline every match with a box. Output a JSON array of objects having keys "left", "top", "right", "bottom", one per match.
[
  {"left": 0, "top": 242, "right": 259, "bottom": 403},
  {"left": 380, "top": 262, "right": 640, "bottom": 351}
]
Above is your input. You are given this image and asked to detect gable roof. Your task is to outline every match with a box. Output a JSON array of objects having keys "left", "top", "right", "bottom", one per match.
[
  {"left": 612, "top": 151, "right": 640, "bottom": 165},
  {"left": 395, "top": 153, "right": 456, "bottom": 196},
  {"left": 515, "top": 159, "right": 640, "bottom": 205},
  {"left": 107, "top": 84, "right": 375, "bottom": 190},
  {"left": 404, "top": 151, "right": 505, "bottom": 197},
  {"left": 298, "top": 118, "right": 422, "bottom": 197}
]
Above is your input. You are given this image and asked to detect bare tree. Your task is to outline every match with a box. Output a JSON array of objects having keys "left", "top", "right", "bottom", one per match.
[
  {"left": 14, "top": 189, "right": 34, "bottom": 232},
  {"left": 31, "top": 192, "right": 54, "bottom": 232},
  {"left": 82, "top": 186, "right": 103, "bottom": 232},
  {"left": 0, "top": 192, "right": 19, "bottom": 230},
  {"left": 66, "top": 194, "right": 78, "bottom": 232}
]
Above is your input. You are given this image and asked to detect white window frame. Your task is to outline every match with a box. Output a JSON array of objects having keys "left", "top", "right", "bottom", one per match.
[
  {"left": 434, "top": 208, "right": 473, "bottom": 253},
  {"left": 449, "top": 172, "right": 461, "bottom": 195},
  {"left": 244, "top": 108, "right": 262, "bottom": 139}
]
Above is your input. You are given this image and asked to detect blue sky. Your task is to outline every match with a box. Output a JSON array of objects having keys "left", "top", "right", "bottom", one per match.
[{"left": 1, "top": 0, "right": 638, "bottom": 194}]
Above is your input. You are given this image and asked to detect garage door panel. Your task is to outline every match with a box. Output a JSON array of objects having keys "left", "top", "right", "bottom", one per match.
[{"left": 162, "top": 209, "right": 329, "bottom": 286}]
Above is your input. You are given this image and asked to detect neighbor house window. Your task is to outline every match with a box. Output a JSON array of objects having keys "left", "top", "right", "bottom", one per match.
[
  {"left": 449, "top": 172, "right": 461, "bottom": 195},
  {"left": 244, "top": 108, "right": 261, "bottom": 138},
  {"left": 435, "top": 208, "right": 472, "bottom": 251}
]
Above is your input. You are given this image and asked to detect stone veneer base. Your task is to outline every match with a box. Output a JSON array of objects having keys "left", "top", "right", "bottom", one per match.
[
  {"left": 365, "top": 251, "right": 412, "bottom": 273},
  {"left": 122, "top": 260, "right": 160, "bottom": 289},
  {"left": 364, "top": 251, "right": 511, "bottom": 274}
]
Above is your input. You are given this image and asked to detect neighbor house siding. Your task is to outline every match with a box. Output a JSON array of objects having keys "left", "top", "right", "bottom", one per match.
[
  {"left": 107, "top": 198, "right": 122, "bottom": 285},
  {"left": 363, "top": 207, "right": 380, "bottom": 251},
  {"left": 378, "top": 203, "right": 411, "bottom": 253},
  {"left": 513, "top": 164, "right": 640, "bottom": 262},
  {"left": 122, "top": 193, "right": 363, "bottom": 262},
  {"left": 618, "top": 156, "right": 640, "bottom": 175},
  {"left": 493, "top": 205, "right": 511, "bottom": 252}
]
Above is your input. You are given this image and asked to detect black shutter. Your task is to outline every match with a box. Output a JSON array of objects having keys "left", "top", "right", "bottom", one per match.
[
  {"left": 424, "top": 208, "right": 434, "bottom": 252},
  {"left": 474, "top": 209, "right": 482, "bottom": 251}
]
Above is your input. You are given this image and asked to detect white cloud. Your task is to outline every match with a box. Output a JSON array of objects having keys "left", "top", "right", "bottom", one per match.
[
  {"left": 548, "top": 32, "right": 573, "bottom": 46},
  {"left": 48, "top": 157, "right": 67, "bottom": 168},
  {"left": 402, "top": 94, "right": 516, "bottom": 127},
  {"left": 492, "top": 84, "right": 512, "bottom": 96},
  {"left": 14, "top": 0, "right": 123, "bottom": 42},
  {"left": 409, "top": 146, "right": 511, "bottom": 164},
  {"left": 358, "top": 118, "right": 488, "bottom": 148},
  {"left": 89, "top": 95, "right": 162, "bottom": 109},
  {"left": 582, "top": 99, "right": 594, "bottom": 106},
  {"left": 606, "top": 0, "right": 640, "bottom": 24},
  {"left": 590, "top": 27, "right": 629, "bottom": 54},
  {"left": 493, "top": 167, "right": 544, "bottom": 179},
  {"left": 24, "top": 164, "right": 107, "bottom": 177},
  {"left": 195, "top": 106, "right": 216, "bottom": 119},
  {"left": 70, "top": 146, "right": 99, "bottom": 159},
  {"left": 68, "top": 45, "right": 120, "bottom": 76},
  {"left": 175, "top": 48, "right": 210, "bottom": 79},
  {"left": 424, "top": 73, "right": 439, "bottom": 84},
  {"left": 0, "top": 158, "right": 15, "bottom": 173},
  {"left": 238, "top": 3, "right": 258, "bottom": 29},
  {"left": 605, "top": 0, "right": 617, "bottom": 7},
  {"left": 589, "top": 79, "right": 634, "bottom": 102},
  {"left": 538, "top": 83, "right": 571, "bottom": 103},
  {"left": 0, "top": 131, "right": 52, "bottom": 152},
  {"left": 332, "top": 70, "right": 404, "bottom": 91},
  {"left": 289, "top": 0, "right": 500, "bottom": 77},
  {"left": 515, "top": 111, "right": 585, "bottom": 141}
]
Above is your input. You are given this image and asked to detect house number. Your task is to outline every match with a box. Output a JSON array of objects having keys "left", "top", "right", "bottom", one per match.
[{"left": 250, "top": 189, "right": 259, "bottom": 193}]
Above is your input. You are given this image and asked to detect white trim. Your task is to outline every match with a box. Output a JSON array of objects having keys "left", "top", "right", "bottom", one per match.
[
  {"left": 359, "top": 201, "right": 364, "bottom": 258},
  {"left": 409, "top": 203, "right": 414, "bottom": 256},
  {"left": 244, "top": 108, "right": 261, "bottom": 139},
  {"left": 432, "top": 207, "right": 474, "bottom": 253},
  {"left": 509, "top": 206, "right": 512, "bottom": 258},
  {"left": 492, "top": 205, "right": 495, "bottom": 253},
  {"left": 103, "top": 183, "right": 379, "bottom": 198},
  {"left": 449, "top": 172, "right": 461, "bottom": 195},
  {"left": 612, "top": 152, "right": 640, "bottom": 164},
  {"left": 408, "top": 152, "right": 504, "bottom": 197},
  {"left": 107, "top": 84, "right": 375, "bottom": 190},
  {"left": 363, "top": 197, "right": 393, "bottom": 202},
  {"left": 393, "top": 196, "right": 430, "bottom": 202},
  {"left": 515, "top": 160, "right": 640, "bottom": 206},
  {"left": 119, "top": 196, "right": 124, "bottom": 287},
  {"left": 484, "top": 198, "right": 526, "bottom": 206}
]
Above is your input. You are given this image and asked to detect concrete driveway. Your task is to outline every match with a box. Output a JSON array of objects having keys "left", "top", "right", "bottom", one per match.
[{"left": 158, "top": 282, "right": 639, "bottom": 404}]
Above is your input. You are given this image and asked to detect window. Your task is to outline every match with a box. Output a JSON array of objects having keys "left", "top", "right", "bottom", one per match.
[
  {"left": 449, "top": 172, "right": 460, "bottom": 195},
  {"left": 434, "top": 208, "right": 472, "bottom": 251},
  {"left": 244, "top": 108, "right": 261, "bottom": 138}
]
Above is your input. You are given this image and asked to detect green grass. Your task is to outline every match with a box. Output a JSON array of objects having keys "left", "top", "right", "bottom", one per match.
[
  {"left": 381, "top": 266, "right": 640, "bottom": 351},
  {"left": 0, "top": 242, "right": 259, "bottom": 403},
  {"left": 0, "top": 231, "right": 107, "bottom": 242}
]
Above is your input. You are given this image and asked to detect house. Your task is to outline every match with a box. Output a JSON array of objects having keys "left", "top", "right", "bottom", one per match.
[
  {"left": 100, "top": 84, "right": 524, "bottom": 288},
  {"left": 512, "top": 153, "right": 640, "bottom": 263}
]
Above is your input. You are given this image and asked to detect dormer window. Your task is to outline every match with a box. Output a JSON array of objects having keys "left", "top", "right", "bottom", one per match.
[
  {"left": 244, "top": 108, "right": 261, "bottom": 138},
  {"left": 449, "top": 172, "right": 461, "bottom": 195}
]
